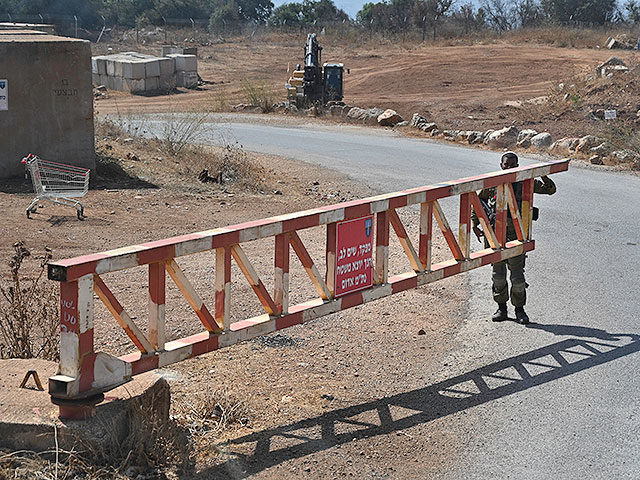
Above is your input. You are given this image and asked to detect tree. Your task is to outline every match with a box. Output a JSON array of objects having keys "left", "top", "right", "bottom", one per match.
[
  {"left": 269, "top": 2, "right": 303, "bottom": 26},
  {"left": 414, "top": 0, "right": 454, "bottom": 40},
  {"left": 540, "top": 0, "right": 616, "bottom": 25},
  {"left": 513, "top": 0, "right": 542, "bottom": 27},
  {"left": 453, "top": 2, "right": 486, "bottom": 33},
  {"left": 480, "top": 0, "right": 513, "bottom": 31},
  {"left": 623, "top": 0, "right": 640, "bottom": 23}
]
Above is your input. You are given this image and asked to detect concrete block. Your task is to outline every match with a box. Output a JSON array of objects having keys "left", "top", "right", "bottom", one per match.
[
  {"left": 143, "top": 59, "right": 160, "bottom": 78},
  {"left": 168, "top": 54, "right": 197, "bottom": 72},
  {"left": 158, "top": 57, "right": 175, "bottom": 76},
  {"left": 159, "top": 73, "right": 177, "bottom": 91},
  {"left": 91, "top": 57, "right": 107, "bottom": 75},
  {"left": 124, "top": 77, "right": 145, "bottom": 93},
  {"left": 122, "top": 60, "right": 145, "bottom": 79},
  {"left": 92, "top": 73, "right": 99, "bottom": 84},
  {"left": 111, "top": 76, "right": 124, "bottom": 92},
  {"left": 114, "top": 60, "right": 125, "bottom": 78},
  {"left": 162, "top": 45, "right": 198, "bottom": 56},
  {"left": 176, "top": 70, "right": 198, "bottom": 88},
  {"left": 106, "top": 58, "right": 116, "bottom": 76},
  {"left": 98, "top": 74, "right": 109, "bottom": 87},
  {"left": 95, "top": 57, "right": 107, "bottom": 75},
  {"left": 145, "top": 76, "right": 160, "bottom": 92}
]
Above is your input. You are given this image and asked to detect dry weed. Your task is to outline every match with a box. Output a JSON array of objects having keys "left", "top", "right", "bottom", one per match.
[
  {"left": 173, "top": 386, "right": 251, "bottom": 437},
  {"left": 0, "top": 242, "right": 58, "bottom": 361},
  {"left": 242, "top": 80, "right": 279, "bottom": 113}
]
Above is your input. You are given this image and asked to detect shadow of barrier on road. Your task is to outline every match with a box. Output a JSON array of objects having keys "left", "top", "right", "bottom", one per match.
[{"left": 202, "top": 330, "right": 640, "bottom": 479}]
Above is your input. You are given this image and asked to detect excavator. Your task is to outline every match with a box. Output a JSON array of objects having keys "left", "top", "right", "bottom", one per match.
[{"left": 287, "top": 33, "right": 344, "bottom": 108}]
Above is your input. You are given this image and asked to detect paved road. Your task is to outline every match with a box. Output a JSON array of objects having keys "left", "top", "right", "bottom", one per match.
[{"left": 121, "top": 114, "right": 640, "bottom": 479}]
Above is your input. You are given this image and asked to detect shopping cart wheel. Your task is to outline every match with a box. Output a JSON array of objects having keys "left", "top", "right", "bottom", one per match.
[{"left": 77, "top": 207, "right": 85, "bottom": 220}]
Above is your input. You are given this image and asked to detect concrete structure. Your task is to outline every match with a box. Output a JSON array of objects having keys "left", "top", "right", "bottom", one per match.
[
  {"left": 93, "top": 50, "right": 198, "bottom": 94},
  {"left": 0, "top": 358, "right": 168, "bottom": 450},
  {"left": 0, "top": 22, "right": 56, "bottom": 35},
  {"left": 0, "top": 33, "right": 94, "bottom": 178}
]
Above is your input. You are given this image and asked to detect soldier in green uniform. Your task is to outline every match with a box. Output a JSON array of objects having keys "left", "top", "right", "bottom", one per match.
[{"left": 472, "top": 152, "right": 556, "bottom": 324}]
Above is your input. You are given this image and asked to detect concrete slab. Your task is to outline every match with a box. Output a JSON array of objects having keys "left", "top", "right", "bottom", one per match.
[
  {"left": 168, "top": 53, "right": 197, "bottom": 72},
  {"left": 158, "top": 56, "right": 175, "bottom": 76},
  {"left": 177, "top": 70, "right": 198, "bottom": 88},
  {"left": 145, "top": 76, "right": 160, "bottom": 92},
  {"left": 143, "top": 59, "right": 161, "bottom": 78},
  {"left": 122, "top": 60, "right": 146, "bottom": 79},
  {"left": 0, "top": 358, "right": 169, "bottom": 452},
  {"left": 159, "top": 73, "right": 177, "bottom": 91}
]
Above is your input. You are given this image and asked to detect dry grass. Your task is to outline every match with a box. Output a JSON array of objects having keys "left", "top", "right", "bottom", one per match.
[
  {"left": 0, "top": 242, "right": 58, "bottom": 361},
  {"left": 95, "top": 117, "right": 268, "bottom": 192},
  {"left": 242, "top": 80, "right": 279, "bottom": 113},
  {"left": 172, "top": 386, "right": 251, "bottom": 438}
]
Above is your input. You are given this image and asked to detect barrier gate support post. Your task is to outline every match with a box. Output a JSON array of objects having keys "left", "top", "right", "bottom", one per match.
[{"left": 47, "top": 160, "right": 568, "bottom": 418}]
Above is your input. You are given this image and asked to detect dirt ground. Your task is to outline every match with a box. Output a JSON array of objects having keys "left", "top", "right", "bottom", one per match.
[
  {"left": 93, "top": 35, "right": 639, "bottom": 142},
  {"left": 1, "top": 136, "right": 470, "bottom": 478}
]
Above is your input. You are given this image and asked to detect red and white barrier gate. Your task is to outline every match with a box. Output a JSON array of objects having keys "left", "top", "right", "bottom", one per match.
[{"left": 47, "top": 160, "right": 568, "bottom": 417}]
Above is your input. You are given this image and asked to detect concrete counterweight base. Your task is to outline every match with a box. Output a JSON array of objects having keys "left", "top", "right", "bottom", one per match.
[{"left": 0, "top": 359, "right": 169, "bottom": 453}]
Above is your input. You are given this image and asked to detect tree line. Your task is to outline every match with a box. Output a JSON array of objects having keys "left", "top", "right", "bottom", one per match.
[{"left": 1, "top": 0, "right": 639, "bottom": 32}]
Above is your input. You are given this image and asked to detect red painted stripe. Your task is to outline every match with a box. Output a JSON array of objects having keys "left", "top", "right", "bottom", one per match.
[
  {"left": 211, "top": 230, "right": 241, "bottom": 248},
  {"left": 137, "top": 245, "right": 176, "bottom": 266},
  {"left": 424, "top": 185, "right": 452, "bottom": 202},
  {"left": 65, "top": 262, "right": 99, "bottom": 282},
  {"left": 282, "top": 214, "right": 320, "bottom": 232},
  {"left": 389, "top": 196, "right": 408, "bottom": 209},
  {"left": 149, "top": 263, "right": 165, "bottom": 305},
  {"left": 443, "top": 262, "right": 462, "bottom": 277},
  {"left": 276, "top": 311, "right": 304, "bottom": 329},
  {"left": 483, "top": 172, "right": 517, "bottom": 189},
  {"left": 549, "top": 161, "right": 569, "bottom": 173},
  {"left": 191, "top": 333, "right": 219, "bottom": 356},
  {"left": 127, "top": 353, "right": 160, "bottom": 376},
  {"left": 78, "top": 330, "right": 93, "bottom": 357},
  {"left": 344, "top": 203, "right": 372, "bottom": 220},
  {"left": 79, "top": 353, "right": 97, "bottom": 392},
  {"left": 341, "top": 291, "right": 364, "bottom": 310},
  {"left": 391, "top": 275, "right": 418, "bottom": 293}
]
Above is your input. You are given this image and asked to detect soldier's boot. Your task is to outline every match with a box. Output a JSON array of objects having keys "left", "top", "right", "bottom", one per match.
[
  {"left": 492, "top": 303, "right": 508, "bottom": 322},
  {"left": 515, "top": 306, "right": 529, "bottom": 325}
]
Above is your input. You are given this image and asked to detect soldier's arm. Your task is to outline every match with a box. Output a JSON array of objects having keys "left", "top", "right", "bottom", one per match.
[{"left": 534, "top": 176, "right": 556, "bottom": 195}]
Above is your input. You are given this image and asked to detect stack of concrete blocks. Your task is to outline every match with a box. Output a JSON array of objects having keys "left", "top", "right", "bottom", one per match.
[
  {"left": 166, "top": 53, "right": 198, "bottom": 89},
  {"left": 92, "top": 52, "right": 177, "bottom": 94}
]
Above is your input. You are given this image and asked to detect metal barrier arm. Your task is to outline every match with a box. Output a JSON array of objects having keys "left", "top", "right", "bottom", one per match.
[{"left": 47, "top": 160, "right": 568, "bottom": 413}]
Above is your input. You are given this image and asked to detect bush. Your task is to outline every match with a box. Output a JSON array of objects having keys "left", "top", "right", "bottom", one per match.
[
  {"left": 242, "top": 80, "right": 279, "bottom": 113},
  {"left": 0, "top": 242, "right": 59, "bottom": 361}
]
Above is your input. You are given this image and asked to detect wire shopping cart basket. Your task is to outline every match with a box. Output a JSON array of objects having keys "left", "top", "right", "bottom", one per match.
[{"left": 21, "top": 154, "right": 90, "bottom": 220}]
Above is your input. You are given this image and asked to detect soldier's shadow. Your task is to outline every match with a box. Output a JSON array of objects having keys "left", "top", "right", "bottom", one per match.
[{"left": 525, "top": 323, "right": 621, "bottom": 341}]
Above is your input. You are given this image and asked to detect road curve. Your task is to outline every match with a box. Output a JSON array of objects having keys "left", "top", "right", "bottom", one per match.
[{"left": 119, "top": 113, "right": 640, "bottom": 479}]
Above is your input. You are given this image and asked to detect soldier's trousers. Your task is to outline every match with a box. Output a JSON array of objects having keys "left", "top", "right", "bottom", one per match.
[{"left": 492, "top": 253, "right": 526, "bottom": 307}]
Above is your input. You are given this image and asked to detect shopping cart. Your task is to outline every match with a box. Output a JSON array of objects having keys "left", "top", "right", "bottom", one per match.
[{"left": 21, "top": 154, "right": 90, "bottom": 220}]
